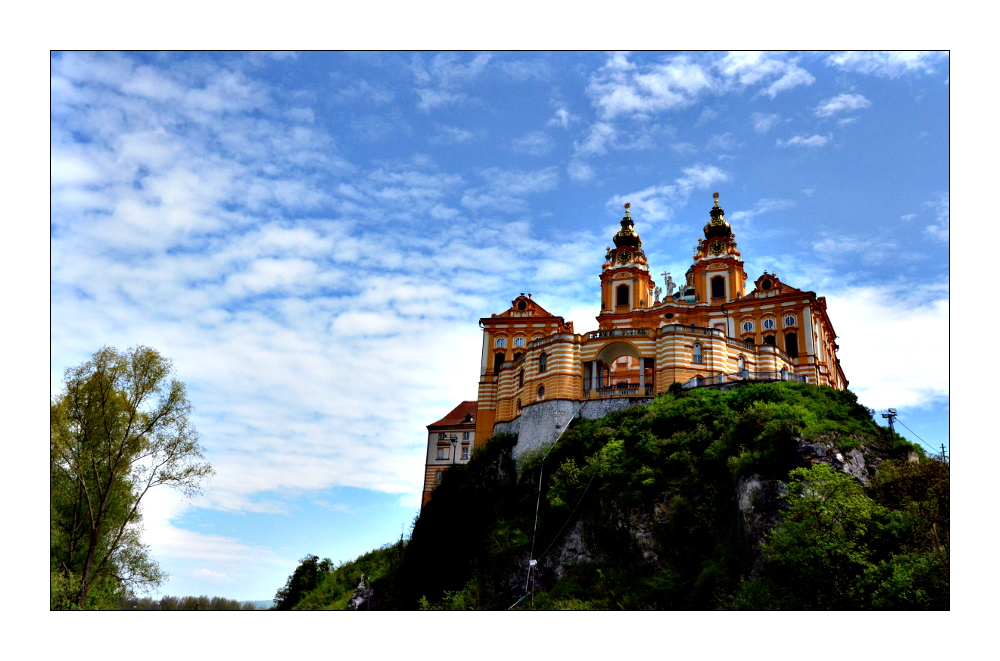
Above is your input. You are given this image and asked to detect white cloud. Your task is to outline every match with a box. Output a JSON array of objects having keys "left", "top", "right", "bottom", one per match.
[
  {"left": 924, "top": 192, "right": 949, "bottom": 240},
  {"left": 776, "top": 133, "right": 830, "bottom": 148},
  {"left": 547, "top": 107, "right": 578, "bottom": 129},
  {"left": 752, "top": 112, "right": 780, "bottom": 134},
  {"left": 717, "top": 51, "right": 815, "bottom": 98},
  {"left": 607, "top": 164, "right": 728, "bottom": 224},
  {"left": 825, "top": 51, "right": 948, "bottom": 77},
  {"left": 585, "top": 51, "right": 813, "bottom": 122},
  {"left": 826, "top": 284, "right": 948, "bottom": 409},
  {"left": 511, "top": 130, "right": 555, "bottom": 156},
  {"left": 461, "top": 166, "right": 560, "bottom": 211},
  {"left": 567, "top": 159, "right": 595, "bottom": 181},
  {"left": 587, "top": 52, "right": 714, "bottom": 119},
  {"left": 814, "top": 93, "right": 871, "bottom": 117},
  {"left": 706, "top": 132, "right": 740, "bottom": 151},
  {"left": 413, "top": 52, "right": 491, "bottom": 111},
  {"left": 430, "top": 124, "right": 478, "bottom": 144},
  {"left": 729, "top": 198, "right": 795, "bottom": 223}
]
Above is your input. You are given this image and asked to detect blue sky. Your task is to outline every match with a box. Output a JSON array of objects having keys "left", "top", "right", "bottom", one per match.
[{"left": 49, "top": 51, "right": 949, "bottom": 601}]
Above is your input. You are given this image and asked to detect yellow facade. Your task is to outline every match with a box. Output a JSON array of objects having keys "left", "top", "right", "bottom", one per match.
[{"left": 475, "top": 194, "right": 848, "bottom": 437}]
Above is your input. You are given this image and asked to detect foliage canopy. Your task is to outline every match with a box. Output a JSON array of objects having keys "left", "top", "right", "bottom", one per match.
[{"left": 50, "top": 346, "right": 213, "bottom": 609}]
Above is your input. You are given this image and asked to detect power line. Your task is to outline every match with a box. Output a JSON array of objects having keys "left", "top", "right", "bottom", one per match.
[{"left": 895, "top": 416, "right": 942, "bottom": 455}]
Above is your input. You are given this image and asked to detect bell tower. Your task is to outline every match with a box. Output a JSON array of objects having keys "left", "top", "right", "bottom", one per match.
[
  {"left": 690, "top": 193, "right": 748, "bottom": 303},
  {"left": 599, "top": 203, "right": 656, "bottom": 319}
]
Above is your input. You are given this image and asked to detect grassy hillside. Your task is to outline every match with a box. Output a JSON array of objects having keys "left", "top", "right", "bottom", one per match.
[{"left": 285, "top": 382, "right": 948, "bottom": 610}]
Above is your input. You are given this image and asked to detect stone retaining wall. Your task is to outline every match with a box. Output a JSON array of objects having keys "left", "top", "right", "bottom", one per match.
[{"left": 494, "top": 397, "right": 653, "bottom": 459}]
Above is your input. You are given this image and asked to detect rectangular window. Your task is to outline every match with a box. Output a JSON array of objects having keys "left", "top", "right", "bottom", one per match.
[
  {"left": 436, "top": 448, "right": 446, "bottom": 460},
  {"left": 438, "top": 432, "right": 445, "bottom": 440},
  {"left": 435, "top": 471, "right": 442, "bottom": 484},
  {"left": 463, "top": 431, "right": 469, "bottom": 439},
  {"left": 461, "top": 448, "right": 469, "bottom": 460}
]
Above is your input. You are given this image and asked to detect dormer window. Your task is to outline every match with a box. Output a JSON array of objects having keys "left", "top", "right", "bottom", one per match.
[
  {"left": 517, "top": 300, "right": 527, "bottom": 311},
  {"left": 761, "top": 279, "right": 772, "bottom": 291}
]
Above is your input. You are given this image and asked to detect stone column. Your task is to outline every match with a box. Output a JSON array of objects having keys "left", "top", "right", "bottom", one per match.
[{"left": 639, "top": 358, "right": 645, "bottom": 389}]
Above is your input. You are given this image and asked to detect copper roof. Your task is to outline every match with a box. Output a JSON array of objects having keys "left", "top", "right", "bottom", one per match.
[{"left": 427, "top": 400, "right": 478, "bottom": 429}]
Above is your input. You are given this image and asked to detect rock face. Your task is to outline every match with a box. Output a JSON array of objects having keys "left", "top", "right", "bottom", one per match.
[
  {"left": 535, "top": 434, "right": 886, "bottom": 585},
  {"left": 795, "top": 435, "right": 880, "bottom": 485},
  {"left": 495, "top": 397, "right": 652, "bottom": 459}
]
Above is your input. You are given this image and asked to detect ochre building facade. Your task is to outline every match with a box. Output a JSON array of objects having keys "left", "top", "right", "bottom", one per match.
[
  {"left": 473, "top": 194, "right": 848, "bottom": 441},
  {"left": 423, "top": 194, "right": 848, "bottom": 504}
]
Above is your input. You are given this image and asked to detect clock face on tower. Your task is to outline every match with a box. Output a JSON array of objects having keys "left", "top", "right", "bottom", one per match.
[
  {"left": 709, "top": 240, "right": 725, "bottom": 256},
  {"left": 617, "top": 250, "right": 632, "bottom": 264}
]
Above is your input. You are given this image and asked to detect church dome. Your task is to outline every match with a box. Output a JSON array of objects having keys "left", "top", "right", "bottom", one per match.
[
  {"left": 613, "top": 203, "right": 642, "bottom": 249},
  {"left": 703, "top": 193, "right": 733, "bottom": 240}
]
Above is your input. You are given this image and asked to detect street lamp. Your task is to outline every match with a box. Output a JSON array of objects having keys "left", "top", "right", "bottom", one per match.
[{"left": 450, "top": 434, "right": 458, "bottom": 465}]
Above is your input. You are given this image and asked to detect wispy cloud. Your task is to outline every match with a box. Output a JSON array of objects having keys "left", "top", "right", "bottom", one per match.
[
  {"left": 814, "top": 93, "right": 871, "bottom": 117},
  {"left": 429, "top": 124, "right": 479, "bottom": 144},
  {"left": 825, "top": 51, "right": 948, "bottom": 78},
  {"left": 729, "top": 198, "right": 795, "bottom": 223},
  {"left": 751, "top": 112, "right": 780, "bottom": 134},
  {"left": 547, "top": 107, "right": 579, "bottom": 129},
  {"left": 716, "top": 51, "right": 815, "bottom": 98},
  {"left": 412, "top": 52, "right": 492, "bottom": 111},
  {"left": 607, "top": 164, "right": 728, "bottom": 224},
  {"left": 924, "top": 192, "right": 949, "bottom": 241},
  {"left": 777, "top": 133, "right": 831, "bottom": 148},
  {"left": 511, "top": 130, "right": 555, "bottom": 156}
]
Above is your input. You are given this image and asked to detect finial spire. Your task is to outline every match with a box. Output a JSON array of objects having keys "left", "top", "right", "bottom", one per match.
[
  {"left": 712, "top": 192, "right": 720, "bottom": 207},
  {"left": 624, "top": 202, "right": 631, "bottom": 216}
]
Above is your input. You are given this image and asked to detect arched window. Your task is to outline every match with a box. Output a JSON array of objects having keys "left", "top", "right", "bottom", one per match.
[
  {"left": 518, "top": 368, "right": 524, "bottom": 388},
  {"left": 738, "top": 355, "right": 746, "bottom": 371},
  {"left": 711, "top": 276, "right": 725, "bottom": 298},
  {"left": 744, "top": 338, "right": 754, "bottom": 349},
  {"left": 693, "top": 342, "right": 703, "bottom": 364},
  {"left": 516, "top": 399, "right": 522, "bottom": 412},
  {"left": 785, "top": 332, "right": 799, "bottom": 358},
  {"left": 741, "top": 320, "right": 754, "bottom": 333},
  {"left": 495, "top": 337, "right": 506, "bottom": 348},
  {"left": 537, "top": 385, "right": 545, "bottom": 398},
  {"left": 763, "top": 335, "right": 776, "bottom": 346},
  {"left": 616, "top": 284, "right": 629, "bottom": 306},
  {"left": 539, "top": 352, "right": 547, "bottom": 373},
  {"left": 493, "top": 353, "right": 504, "bottom": 374}
]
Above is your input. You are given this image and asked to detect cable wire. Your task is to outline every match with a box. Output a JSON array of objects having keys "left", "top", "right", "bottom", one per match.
[{"left": 895, "top": 416, "right": 943, "bottom": 454}]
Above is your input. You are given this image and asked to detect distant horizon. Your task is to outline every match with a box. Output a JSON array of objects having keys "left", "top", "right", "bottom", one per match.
[{"left": 50, "top": 50, "right": 948, "bottom": 601}]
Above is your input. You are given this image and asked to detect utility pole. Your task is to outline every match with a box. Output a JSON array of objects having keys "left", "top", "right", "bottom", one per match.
[
  {"left": 940, "top": 443, "right": 948, "bottom": 462},
  {"left": 881, "top": 408, "right": 897, "bottom": 437}
]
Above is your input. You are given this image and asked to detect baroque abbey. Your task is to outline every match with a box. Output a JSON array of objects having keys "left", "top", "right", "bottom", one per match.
[{"left": 423, "top": 194, "right": 847, "bottom": 505}]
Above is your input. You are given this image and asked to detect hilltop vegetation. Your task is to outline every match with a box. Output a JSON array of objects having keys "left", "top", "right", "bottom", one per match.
[{"left": 278, "top": 382, "right": 948, "bottom": 610}]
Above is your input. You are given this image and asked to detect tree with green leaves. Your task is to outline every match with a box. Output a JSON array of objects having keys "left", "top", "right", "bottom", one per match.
[
  {"left": 50, "top": 346, "right": 213, "bottom": 609},
  {"left": 272, "top": 554, "right": 333, "bottom": 610}
]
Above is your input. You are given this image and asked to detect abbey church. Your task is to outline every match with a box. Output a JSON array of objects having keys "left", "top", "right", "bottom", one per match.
[{"left": 423, "top": 194, "right": 847, "bottom": 506}]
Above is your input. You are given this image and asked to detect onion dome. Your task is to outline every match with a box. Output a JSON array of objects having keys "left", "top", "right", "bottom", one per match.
[
  {"left": 703, "top": 192, "right": 733, "bottom": 240},
  {"left": 613, "top": 203, "right": 642, "bottom": 249}
]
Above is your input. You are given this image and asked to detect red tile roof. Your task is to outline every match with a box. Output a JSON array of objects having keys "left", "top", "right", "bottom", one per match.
[{"left": 427, "top": 400, "right": 478, "bottom": 429}]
